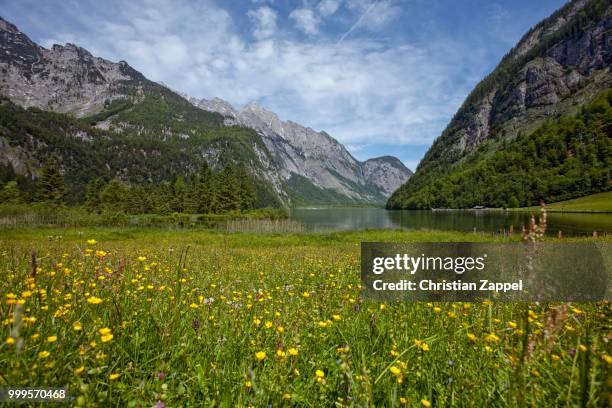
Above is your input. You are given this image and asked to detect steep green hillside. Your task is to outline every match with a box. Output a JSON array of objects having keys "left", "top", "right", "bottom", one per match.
[
  {"left": 0, "top": 98, "right": 282, "bottom": 207},
  {"left": 389, "top": 0, "right": 611, "bottom": 209},
  {"left": 387, "top": 90, "right": 611, "bottom": 209}
]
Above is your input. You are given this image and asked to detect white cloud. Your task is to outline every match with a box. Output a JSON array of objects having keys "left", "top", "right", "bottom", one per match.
[
  {"left": 17, "top": 0, "right": 488, "bottom": 159},
  {"left": 248, "top": 6, "right": 277, "bottom": 40},
  {"left": 318, "top": 0, "right": 341, "bottom": 17},
  {"left": 344, "top": 0, "right": 401, "bottom": 30},
  {"left": 289, "top": 8, "right": 319, "bottom": 36}
]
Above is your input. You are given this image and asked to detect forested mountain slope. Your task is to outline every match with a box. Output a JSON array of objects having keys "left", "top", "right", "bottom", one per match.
[
  {"left": 388, "top": 0, "right": 611, "bottom": 209},
  {"left": 0, "top": 16, "right": 410, "bottom": 207}
]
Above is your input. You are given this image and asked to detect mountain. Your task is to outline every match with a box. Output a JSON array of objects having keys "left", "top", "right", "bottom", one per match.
[
  {"left": 191, "top": 97, "right": 412, "bottom": 203},
  {"left": 388, "top": 0, "right": 611, "bottom": 209},
  {"left": 0, "top": 16, "right": 411, "bottom": 207}
]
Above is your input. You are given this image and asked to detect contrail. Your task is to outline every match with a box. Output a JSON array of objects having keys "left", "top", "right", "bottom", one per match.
[{"left": 337, "top": 0, "right": 379, "bottom": 45}]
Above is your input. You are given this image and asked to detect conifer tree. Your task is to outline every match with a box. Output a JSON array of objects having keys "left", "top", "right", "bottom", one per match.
[
  {"left": 85, "top": 178, "right": 105, "bottom": 212},
  {"left": 214, "top": 165, "right": 240, "bottom": 212},
  {"left": 236, "top": 164, "right": 256, "bottom": 210},
  {"left": 171, "top": 177, "right": 186, "bottom": 212},
  {"left": 99, "top": 179, "right": 127, "bottom": 212},
  {"left": 0, "top": 181, "right": 23, "bottom": 204},
  {"left": 196, "top": 162, "right": 214, "bottom": 213},
  {"left": 37, "top": 164, "right": 67, "bottom": 203}
]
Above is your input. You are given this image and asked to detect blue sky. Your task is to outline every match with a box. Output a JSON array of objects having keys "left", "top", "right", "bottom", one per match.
[{"left": 1, "top": 0, "right": 567, "bottom": 171}]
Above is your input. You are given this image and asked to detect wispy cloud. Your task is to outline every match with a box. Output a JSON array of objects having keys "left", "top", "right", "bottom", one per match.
[
  {"left": 289, "top": 8, "right": 319, "bottom": 36},
  {"left": 1, "top": 0, "right": 564, "bottom": 165},
  {"left": 337, "top": 0, "right": 378, "bottom": 44},
  {"left": 248, "top": 6, "right": 278, "bottom": 40}
]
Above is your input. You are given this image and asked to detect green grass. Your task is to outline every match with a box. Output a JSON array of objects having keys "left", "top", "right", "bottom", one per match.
[
  {"left": 544, "top": 191, "right": 612, "bottom": 213},
  {"left": 0, "top": 228, "right": 609, "bottom": 406},
  {"left": 502, "top": 191, "right": 612, "bottom": 213}
]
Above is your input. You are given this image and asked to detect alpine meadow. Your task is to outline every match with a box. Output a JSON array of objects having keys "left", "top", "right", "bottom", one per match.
[{"left": 0, "top": 0, "right": 611, "bottom": 407}]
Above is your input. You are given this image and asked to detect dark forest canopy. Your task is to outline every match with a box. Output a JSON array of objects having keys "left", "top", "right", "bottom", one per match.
[{"left": 0, "top": 160, "right": 257, "bottom": 215}]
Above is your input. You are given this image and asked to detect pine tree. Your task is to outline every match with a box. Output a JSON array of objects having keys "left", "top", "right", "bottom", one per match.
[
  {"left": 85, "top": 178, "right": 105, "bottom": 212},
  {"left": 99, "top": 179, "right": 127, "bottom": 212},
  {"left": 37, "top": 165, "right": 67, "bottom": 203},
  {"left": 214, "top": 165, "right": 240, "bottom": 212},
  {"left": 236, "top": 164, "right": 256, "bottom": 210},
  {"left": 0, "top": 181, "right": 23, "bottom": 204},
  {"left": 171, "top": 176, "right": 186, "bottom": 212},
  {"left": 196, "top": 162, "right": 214, "bottom": 213},
  {"left": 183, "top": 174, "right": 200, "bottom": 213}
]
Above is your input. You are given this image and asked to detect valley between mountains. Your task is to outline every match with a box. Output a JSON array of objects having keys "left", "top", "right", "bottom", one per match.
[{"left": 0, "top": 15, "right": 411, "bottom": 208}]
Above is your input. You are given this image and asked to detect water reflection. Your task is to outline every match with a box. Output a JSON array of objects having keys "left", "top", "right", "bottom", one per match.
[{"left": 289, "top": 208, "right": 612, "bottom": 235}]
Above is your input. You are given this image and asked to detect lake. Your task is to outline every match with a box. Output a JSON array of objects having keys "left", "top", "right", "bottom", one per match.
[{"left": 289, "top": 208, "right": 612, "bottom": 236}]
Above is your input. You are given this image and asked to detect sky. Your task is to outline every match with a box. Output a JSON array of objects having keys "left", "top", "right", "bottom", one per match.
[{"left": 1, "top": 0, "right": 567, "bottom": 171}]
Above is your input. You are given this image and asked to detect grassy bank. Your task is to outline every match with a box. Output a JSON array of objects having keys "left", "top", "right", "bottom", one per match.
[
  {"left": 510, "top": 191, "right": 612, "bottom": 213},
  {"left": 542, "top": 191, "right": 612, "bottom": 213},
  {"left": 475, "top": 191, "right": 612, "bottom": 213},
  {"left": 0, "top": 227, "right": 610, "bottom": 406}
]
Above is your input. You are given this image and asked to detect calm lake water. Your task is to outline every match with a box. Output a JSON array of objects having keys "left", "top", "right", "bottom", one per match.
[{"left": 289, "top": 208, "right": 612, "bottom": 236}]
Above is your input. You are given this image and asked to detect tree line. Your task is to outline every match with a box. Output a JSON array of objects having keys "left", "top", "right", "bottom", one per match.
[{"left": 0, "top": 161, "right": 257, "bottom": 215}]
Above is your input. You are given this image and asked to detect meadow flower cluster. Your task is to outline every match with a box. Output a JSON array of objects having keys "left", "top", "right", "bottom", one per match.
[{"left": 0, "top": 229, "right": 610, "bottom": 406}]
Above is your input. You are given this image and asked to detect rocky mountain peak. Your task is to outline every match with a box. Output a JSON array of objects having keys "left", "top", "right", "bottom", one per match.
[
  {"left": 0, "top": 15, "right": 143, "bottom": 115},
  {"left": 192, "top": 95, "right": 412, "bottom": 201},
  {"left": 0, "top": 16, "right": 20, "bottom": 33},
  {"left": 0, "top": 15, "right": 411, "bottom": 205}
]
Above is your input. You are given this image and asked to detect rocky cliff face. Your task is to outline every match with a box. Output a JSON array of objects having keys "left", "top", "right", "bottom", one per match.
[
  {"left": 447, "top": 0, "right": 610, "bottom": 156},
  {"left": 0, "top": 15, "right": 411, "bottom": 205},
  {"left": 192, "top": 97, "right": 412, "bottom": 201},
  {"left": 0, "top": 17, "right": 141, "bottom": 116},
  {"left": 388, "top": 0, "right": 611, "bottom": 208}
]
